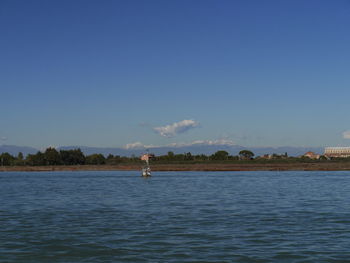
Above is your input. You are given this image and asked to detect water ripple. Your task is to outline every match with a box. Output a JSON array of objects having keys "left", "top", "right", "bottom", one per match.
[{"left": 1, "top": 171, "right": 350, "bottom": 262}]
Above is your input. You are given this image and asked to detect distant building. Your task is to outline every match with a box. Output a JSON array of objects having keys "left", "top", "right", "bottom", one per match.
[
  {"left": 303, "top": 151, "right": 320, "bottom": 159},
  {"left": 324, "top": 147, "right": 350, "bottom": 158},
  {"left": 260, "top": 154, "right": 272, "bottom": 159}
]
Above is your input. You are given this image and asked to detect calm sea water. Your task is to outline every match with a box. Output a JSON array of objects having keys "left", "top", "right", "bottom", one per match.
[{"left": 1, "top": 171, "right": 350, "bottom": 262}]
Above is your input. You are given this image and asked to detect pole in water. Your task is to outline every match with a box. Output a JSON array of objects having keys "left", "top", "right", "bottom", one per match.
[{"left": 140, "top": 153, "right": 152, "bottom": 176}]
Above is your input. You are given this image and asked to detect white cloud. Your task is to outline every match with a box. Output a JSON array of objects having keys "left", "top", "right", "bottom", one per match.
[
  {"left": 343, "top": 131, "right": 350, "bottom": 139},
  {"left": 192, "top": 139, "right": 235, "bottom": 146},
  {"left": 169, "top": 139, "right": 235, "bottom": 147},
  {"left": 153, "top": 119, "right": 200, "bottom": 138},
  {"left": 1, "top": 136, "right": 7, "bottom": 141},
  {"left": 124, "top": 139, "right": 236, "bottom": 149},
  {"left": 124, "top": 142, "right": 156, "bottom": 149}
]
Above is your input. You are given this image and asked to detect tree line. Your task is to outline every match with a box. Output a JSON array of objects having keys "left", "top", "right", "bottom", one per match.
[
  {"left": 0, "top": 148, "right": 256, "bottom": 166},
  {"left": 0, "top": 148, "right": 104, "bottom": 166},
  {"left": 0, "top": 148, "right": 345, "bottom": 166}
]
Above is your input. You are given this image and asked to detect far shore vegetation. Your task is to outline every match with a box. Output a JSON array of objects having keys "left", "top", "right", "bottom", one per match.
[{"left": 0, "top": 148, "right": 350, "bottom": 167}]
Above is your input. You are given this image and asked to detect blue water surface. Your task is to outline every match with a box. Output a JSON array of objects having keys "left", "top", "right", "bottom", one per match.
[{"left": 1, "top": 171, "right": 350, "bottom": 262}]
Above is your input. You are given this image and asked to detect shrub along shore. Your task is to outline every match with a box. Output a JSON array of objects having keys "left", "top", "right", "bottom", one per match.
[
  {"left": 1, "top": 162, "right": 350, "bottom": 172},
  {"left": 1, "top": 147, "right": 350, "bottom": 172}
]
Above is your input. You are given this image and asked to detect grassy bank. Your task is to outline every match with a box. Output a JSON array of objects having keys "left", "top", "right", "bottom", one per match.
[{"left": 2, "top": 162, "right": 350, "bottom": 172}]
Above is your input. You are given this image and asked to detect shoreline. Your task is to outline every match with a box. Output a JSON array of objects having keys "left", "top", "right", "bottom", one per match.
[{"left": 1, "top": 162, "right": 350, "bottom": 172}]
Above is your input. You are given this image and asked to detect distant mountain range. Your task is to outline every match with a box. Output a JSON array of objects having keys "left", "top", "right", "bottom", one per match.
[
  {"left": 1, "top": 144, "right": 325, "bottom": 157},
  {"left": 0, "top": 145, "right": 38, "bottom": 156}
]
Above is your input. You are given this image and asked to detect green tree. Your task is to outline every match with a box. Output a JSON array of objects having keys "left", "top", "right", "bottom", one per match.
[
  {"left": 211, "top": 150, "right": 229, "bottom": 160},
  {"left": 15, "top": 152, "right": 25, "bottom": 166},
  {"left": 0, "top": 152, "right": 15, "bottom": 166},
  {"left": 195, "top": 154, "right": 208, "bottom": 161},
  {"left": 60, "top": 149, "right": 85, "bottom": 165},
  {"left": 184, "top": 152, "right": 194, "bottom": 161},
  {"left": 44, "top": 147, "right": 61, "bottom": 165},
  {"left": 239, "top": 150, "right": 255, "bottom": 160},
  {"left": 26, "top": 151, "right": 46, "bottom": 166},
  {"left": 17, "top": 152, "right": 24, "bottom": 160},
  {"left": 86, "top": 154, "right": 106, "bottom": 165},
  {"left": 167, "top": 151, "right": 175, "bottom": 160}
]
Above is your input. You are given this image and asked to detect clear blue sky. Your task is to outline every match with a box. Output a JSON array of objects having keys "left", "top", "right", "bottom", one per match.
[{"left": 1, "top": 0, "right": 350, "bottom": 148}]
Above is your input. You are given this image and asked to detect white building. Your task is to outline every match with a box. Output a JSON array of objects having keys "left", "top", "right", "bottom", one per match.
[{"left": 324, "top": 147, "right": 350, "bottom": 158}]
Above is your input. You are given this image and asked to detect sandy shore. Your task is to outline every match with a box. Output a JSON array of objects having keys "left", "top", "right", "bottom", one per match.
[{"left": 1, "top": 162, "right": 350, "bottom": 172}]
